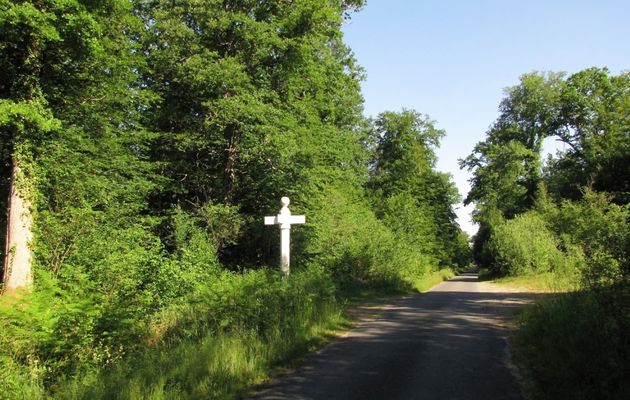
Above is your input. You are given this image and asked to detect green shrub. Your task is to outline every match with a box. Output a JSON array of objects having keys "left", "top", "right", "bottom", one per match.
[
  {"left": 514, "top": 283, "right": 630, "bottom": 400},
  {"left": 139, "top": 264, "right": 336, "bottom": 345},
  {"left": 489, "top": 212, "right": 566, "bottom": 276},
  {"left": 302, "top": 185, "right": 422, "bottom": 292},
  {"left": 52, "top": 264, "right": 344, "bottom": 400},
  {"left": 546, "top": 191, "right": 630, "bottom": 286}
]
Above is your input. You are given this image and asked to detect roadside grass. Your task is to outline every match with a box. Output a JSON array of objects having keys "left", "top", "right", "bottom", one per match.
[
  {"left": 338, "top": 268, "right": 454, "bottom": 301},
  {"left": 44, "top": 268, "right": 452, "bottom": 400},
  {"left": 409, "top": 268, "right": 454, "bottom": 293},
  {"left": 479, "top": 269, "right": 579, "bottom": 292},
  {"left": 477, "top": 269, "right": 630, "bottom": 399},
  {"left": 341, "top": 268, "right": 455, "bottom": 324},
  {"left": 510, "top": 282, "right": 630, "bottom": 400},
  {"left": 53, "top": 302, "right": 346, "bottom": 400}
]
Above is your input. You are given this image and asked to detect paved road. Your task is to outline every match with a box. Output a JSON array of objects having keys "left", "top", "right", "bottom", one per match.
[{"left": 249, "top": 274, "right": 537, "bottom": 400}]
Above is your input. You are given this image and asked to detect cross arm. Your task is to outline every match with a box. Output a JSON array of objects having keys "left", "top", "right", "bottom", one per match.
[{"left": 264, "top": 215, "right": 306, "bottom": 225}]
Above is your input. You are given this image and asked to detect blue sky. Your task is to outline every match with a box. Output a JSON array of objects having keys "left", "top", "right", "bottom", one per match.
[{"left": 342, "top": 0, "right": 630, "bottom": 236}]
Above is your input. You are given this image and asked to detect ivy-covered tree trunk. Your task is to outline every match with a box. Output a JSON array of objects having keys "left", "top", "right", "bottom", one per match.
[
  {"left": 223, "top": 124, "right": 239, "bottom": 206},
  {"left": 2, "top": 158, "right": 33, "bottom": 291},
  {"left": 0, "top": 25, "right": 43, "bottom": 293}
]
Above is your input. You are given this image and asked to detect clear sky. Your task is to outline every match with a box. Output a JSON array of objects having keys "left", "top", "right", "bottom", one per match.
[{"left": 342, "top": 0, "right": 630, "bottom": 236}]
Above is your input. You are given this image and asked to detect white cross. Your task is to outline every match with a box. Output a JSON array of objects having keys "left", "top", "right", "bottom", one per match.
[{"left": 264, "top": 197, "right": 305, "bottom": 277}]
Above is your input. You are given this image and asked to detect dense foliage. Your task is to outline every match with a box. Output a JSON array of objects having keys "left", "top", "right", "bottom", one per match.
[
  {"left": 0, "top": 1, "right": 469, "bottom": 397},
  {"left": 462, "top": 68, "right": 629, "bottom": 281},
  {"left": 514, "top": 283, "right": 630, "bottom": 400},
  {"left": 462, "top": 68, "right": 630, "bottom": 398}
]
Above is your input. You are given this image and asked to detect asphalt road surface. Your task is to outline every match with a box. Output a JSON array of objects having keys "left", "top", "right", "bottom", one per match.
[{"left": 249, "top": 273, "right": 537, "bottom": 400}]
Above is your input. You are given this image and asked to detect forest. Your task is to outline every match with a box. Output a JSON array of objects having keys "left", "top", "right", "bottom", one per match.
[
  {"left": 1, "top": 0, "right": 628, "bottom": 399},
  {"left": 462, "top": 69, "right": 630, "bottom": 399},
  {"left": 0, "top": 1, "right": 469, "bottom": 398}
]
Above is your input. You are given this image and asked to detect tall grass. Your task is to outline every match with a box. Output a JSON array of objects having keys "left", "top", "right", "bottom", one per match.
[
  {"left": 54, "top": 301, "right": 345, "bottom": 400},
  {"left": 406, "top": 268, "right": 454, "bottom": 293},
  {"left": 1, "top": 259, "right": 453, "bottom": 399},
  {"left": 481, "top": 270, "right": 580, "bottom": 292},
  {"left": 0, "top": 265, "right": 346, "bottom": 399},
  {"left": 0, "top": 355, "right": 46, "bottom": 399},
  {"left": 513, "top": 283, "right": 630, "bottom": 400}
]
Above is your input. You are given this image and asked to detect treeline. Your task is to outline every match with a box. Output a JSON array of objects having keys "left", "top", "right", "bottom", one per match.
[
  {"left": 0, "top": 0, "right": 469, "bottom": 397},
  {"left": 462, "top": 68, "right": 629, "bottom": 398}
]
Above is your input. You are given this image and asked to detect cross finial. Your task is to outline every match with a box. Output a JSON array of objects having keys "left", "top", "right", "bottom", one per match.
[{"left": 264, "top": 197, "right": 306, "bottom": 277}]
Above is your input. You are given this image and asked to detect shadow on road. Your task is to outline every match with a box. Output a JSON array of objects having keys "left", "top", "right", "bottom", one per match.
[{"left": 248, "top": 274, "right": 544, "bottom": 400}]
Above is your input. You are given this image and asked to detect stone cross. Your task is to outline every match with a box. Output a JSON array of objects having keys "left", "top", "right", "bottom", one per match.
[{"left": 264, "top": 197, "right": 305, "bottom": 277}]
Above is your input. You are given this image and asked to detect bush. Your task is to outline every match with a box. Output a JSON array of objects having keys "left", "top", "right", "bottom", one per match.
[
  {"left": 302, "top": 185, "right": 424, "bottom": 292},
  {"left": 54, "top": 265, "right": 342, "bottom": 400},
  {"left": 146, "top": 264, "right": 338, "bottom": 345},
  {"left": 545, "top": 191, "right": 630, "bottom": 287},
  {"left": 489, "top": 212, "right": 566, "bottom": 276},
  {"left": 514, "top": 282, "right": 630, "bottom": 400}
]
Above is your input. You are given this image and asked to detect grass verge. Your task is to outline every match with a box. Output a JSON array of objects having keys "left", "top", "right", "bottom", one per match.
[
  {"left": 2, "top": 268, "right": 454, "bottom": 399},
  {"left": 479, "top": 269, "right": 578, "bottom": 292},
  {"left": 53, "top": 302, "right": 346, "bottom": 400},
  {"left": 511, "top": 282, "right": 630, "bottom": 400},
  {"left": 410, "top": 268, "right": 454, "bottom": 292}
]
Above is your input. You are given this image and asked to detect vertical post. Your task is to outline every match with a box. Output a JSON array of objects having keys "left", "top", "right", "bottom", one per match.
[
  {"left": 264, "top": 196, "right": 305, "bottom": 278},
  {"left": 280, "top": 226, "right": 290, "bottom": 277},
  {"left": 279, "top": 196, "right": 291, "bottom": 278}
]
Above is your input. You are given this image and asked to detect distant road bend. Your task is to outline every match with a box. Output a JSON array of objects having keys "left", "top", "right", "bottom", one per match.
[{"left": 249, "top": 273, "right": 536, "bottom": 400}]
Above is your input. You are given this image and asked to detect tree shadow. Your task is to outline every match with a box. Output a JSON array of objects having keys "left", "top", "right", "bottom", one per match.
[{"left": 247, "top": 274, "right": 547, "bottom": 400}]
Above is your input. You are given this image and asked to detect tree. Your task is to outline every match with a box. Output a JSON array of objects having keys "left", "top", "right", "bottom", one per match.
[
  {"left": 141, "top": 0, "right": 368, "bottom": 266},
  {"left": 0, "top": 101, "right": 58, "bottom": 290},
  {"left": 546, "top": 68, "right": 630, "bottom": 203},
  {"left": 463, "top": 68, "right": 630, "bottom": 271},
  {"left": 0, "top": 0, "right": 90, "bottom": 290},
  {"left": 461, "top": 72, "right": 565, "bottom": 220},
  {"left": 369, "top": 110, "right": 469, "bottom": 268}
]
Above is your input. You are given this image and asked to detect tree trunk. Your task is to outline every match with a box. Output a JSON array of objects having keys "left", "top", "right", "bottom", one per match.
[
  {"left": 223, "top": 124, "right": 239, "bottom": 206},
  {"left": 1, "top": 20, "right": 41, "bottom": 294},
  {"left": 2, "top": 158, "right": 33, "bottom": 293}
]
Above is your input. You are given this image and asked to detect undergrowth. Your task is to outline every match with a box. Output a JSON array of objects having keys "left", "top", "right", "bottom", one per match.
[
  {"left": 54, "top": 304, "right": 345, "bottom": 400},
  {"left": 479, "top": 269, "right": 579, "bottom": 292},
  {"left": 513, "top": 282, "right": 630, "bottom": 400},
  {"left": 0, "top": 263, "right": 451, "bottom": 399}
]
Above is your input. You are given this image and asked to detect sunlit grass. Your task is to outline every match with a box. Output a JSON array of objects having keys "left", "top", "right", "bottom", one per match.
[
  {"left": 410, "top": 268, "right": 455, "bottom": 292},
  {"left": 7, "top": 267, "right": 457, "bottom": 399},
  {"left": 54, "top": 302, "right": 346, "bottom": 400},
  {"left": 479, "top": 269, "right": 579, "bottom": 292}
]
